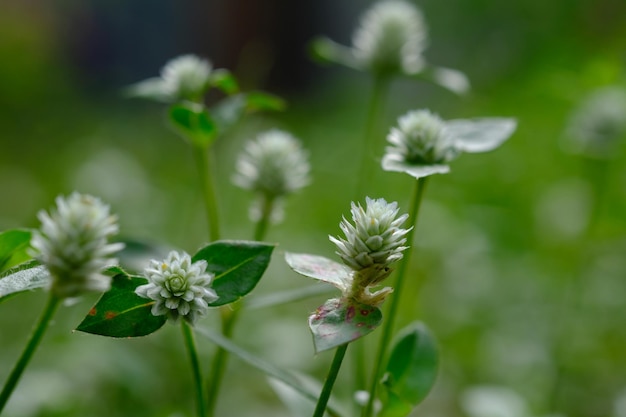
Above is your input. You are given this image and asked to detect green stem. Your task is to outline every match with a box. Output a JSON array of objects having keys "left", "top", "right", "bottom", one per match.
[
  {"left": 206, "top": 306, "right": 239, "bottom": 417},
  {"left": 313, "top": 343, "right": 349, "bottom": 417},
  {"left": 363, "top": 177, "right": 429, "bottom": 417},
  {"left": 253, "top": 195, "right": 275, "bottom": 242},
  {"left": 182, "top": 321, "right": 206, "bottom": 417},
  {"left": 0, "top": 293, "right": 61, "bottom": 414},
  {"left": 356, "top": 76, "right": 390, "bottom": 199},
  {"left": 193, "top": 144, "right": 220, "bottom": 242}
]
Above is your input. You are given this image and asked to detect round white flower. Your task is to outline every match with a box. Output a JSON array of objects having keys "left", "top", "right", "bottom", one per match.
[
  {"left": 352, "top": 0, "right": 428, "bottom": 76},
  {"left": 30, "top": 192, "right": 124, "bottom": 298},
  {"left": 136, "top": 251, "right": 218, "bottom": 324},
  {"left": 160, "top": 54, "right": 212, "bottom": 101},
  {"left": 386, "top": 109, "right": 458, "bottom": 165}
]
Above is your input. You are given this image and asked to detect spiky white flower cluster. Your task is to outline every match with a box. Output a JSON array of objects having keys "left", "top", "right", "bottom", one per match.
[
  {"left": 330, "top": 198, "right": 410, "bottom": 304},
  {"left": 385, "top": 109, "right": 458, "bottom": 165},
  {"left": 160, "top": 54, "right": 213, "bottom": 101},
  {"left": 352, "top": 0, "right": 428, "bottom": 76},
  {"left": 565, "top": 87, "right": 626, "bottom": 158},
  {"left": 233, "top": 129, "right": 310, "bottom": 222},
  {"left": 30, "top": 192, "right": 124, "bottom": 299},
  {"left": 135, "top": 251, "right": 218, "bottom": 324}
]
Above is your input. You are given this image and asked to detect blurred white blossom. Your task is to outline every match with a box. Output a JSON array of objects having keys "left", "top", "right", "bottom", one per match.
[{"left": 30, "top": 192, "right": 123, "bottom": 298}]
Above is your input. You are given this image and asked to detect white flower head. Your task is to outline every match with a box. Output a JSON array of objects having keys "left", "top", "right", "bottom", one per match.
[
  {"left": 136, "top": 251, "right": 218, "bottom": 324},
  {"left": 330, "top": 197, "right": 410, "bottom": 270},
  {"left": 386, "top": 109, "right": 458, "bottom": 165},
  {"left": 30, "top": 192, "right": 124, "bottom": 299},
  {"left": 160, "top": 54, "right": 212, "bottom": 101},
  {"left": 330, "top": 197, "right": 411, "bottom": 305},
  {"left": 565, "top": 86, "right": 626, "bottom": 159},
  {"left": 352, "top": 0, "right": 428, "bottom": 76},
  {"left": 233, "top": 129, "right": 310, "bottom": 222}
]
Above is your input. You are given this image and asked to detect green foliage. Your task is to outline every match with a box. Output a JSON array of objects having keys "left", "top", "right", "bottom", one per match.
[
  {"left": 309, "top": 298, "right": 382, "bottom": 353},
  {"left": 192, "top": 240, "right": 275, "bottom": 306},
  {"left": 379, "top": 322, "right": 438, "bottom": 417},
  {"left": 168, "top": 102, "right": 217, "bottom": 148},
  {"left": 0, "top": 229, "right": 32, "bottom": 272},
  {"left": 76, "top": 271, "right": 166, "bottom": 338},
  {"left": 210, "top": 69, "right": 240, "bottom": 95}
]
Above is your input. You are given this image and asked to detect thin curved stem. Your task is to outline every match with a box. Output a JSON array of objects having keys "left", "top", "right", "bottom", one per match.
[
  {"left": 313, "top": 343, "right": 349, "bottom": 417},
  {"left": 192, "top": 144, "right": 220, "bottom": 242},
  {"left": 356, "top": 76, "right": 390, "bottom": 200},
  {"left": 253, "top": 195, "right": 275, "bottom": 242},
  {"left": 0, "top": 293, "right": 61, "bottom": 414},
  {"left": 363, "top": 177, "right": 429, "bottom": 417},
  {"left": 205, "top": 306, "right": 239, "bottom": 417},
  {"left": 182, "top": 321, "right": 207, "bottom": 417}
]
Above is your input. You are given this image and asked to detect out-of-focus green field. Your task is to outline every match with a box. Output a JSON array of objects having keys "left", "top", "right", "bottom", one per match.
[{"left": 1, "top": 1, "right": 625, "bottom": 416}]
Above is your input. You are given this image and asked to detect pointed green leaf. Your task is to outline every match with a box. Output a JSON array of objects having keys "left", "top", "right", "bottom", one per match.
[
  {"left": 210, "top": 69, "right": 240, "bottom": 95},
  {"left": 415, "top": 65, "right": 470, "bottom": 95},
  {"left": 0, "top": 260, "right": 49, "bottom": 303},
  {"left": 192, "top": 240, "right": 274, "bottom": 306},
  {"left": 76, "top": 273, "right": 166, "bottom": 337},
  {"left": 285, "top": 252, "right": 352, "bottom": 293},
  {"left": 446, "top": 118, "right": 517, "bottom": 153},
  {"left": 245, "top": 91, "right": 286, "bottom": 112},
  {"left": 309, "top": 298, "right": 382, "bottom": 353},
  {"left": 379, "top": 322, "right": 439, "bottom": 417},
  {"left": 169, "top": 102, "right": 217, "bottom": 147},
  {"left": 0, "top": 229, "right": 33, "bottom": 272},
  {"left": 309, "top": 37, "right": 361, "bottom": 70},
  {"left": 381, "top": 157, "right": 451, "bottom": 179}
]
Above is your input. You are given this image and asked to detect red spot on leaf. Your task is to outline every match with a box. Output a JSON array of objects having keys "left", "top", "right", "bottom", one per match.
[
  {"left": 105, "top": 311, "right": 117, "bottom": 320},
  {"left": 360, "top": 309, "right": 370, "bottom": 316},
  {"left": 88, "top": 308, "right": 97, "bottom": 316},
  {"left": 346, "top": 306, "right": 355, "bottom": 322}
]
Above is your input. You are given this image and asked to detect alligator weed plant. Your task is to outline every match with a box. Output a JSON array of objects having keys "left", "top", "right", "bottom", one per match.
[{"left": 0, "top": 1, "right": 517, "bottom": 417}]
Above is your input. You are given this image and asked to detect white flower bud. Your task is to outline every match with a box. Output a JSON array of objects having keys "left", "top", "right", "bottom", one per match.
[
  {"left": 386, "top": 109, "right": 459, "bottom": 165},
  {"left": 30, "top": 192, "right": 124, "bottom": 298},
  {"left": 160, "top": 54, "right": 212, "bottom": 101},
  {"left": 135, "top": 251, "right": 218, "bottom": 324},
  {"left": 352, "top": 0, "right": 428, "bottom": 76},
  {"left": 234, "top": 129, "right": 310, "bottom": 198}
]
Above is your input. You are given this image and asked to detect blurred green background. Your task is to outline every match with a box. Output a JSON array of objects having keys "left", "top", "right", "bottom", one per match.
[{"left": 1, "top": 0, "right": 626, "bottom": 416}]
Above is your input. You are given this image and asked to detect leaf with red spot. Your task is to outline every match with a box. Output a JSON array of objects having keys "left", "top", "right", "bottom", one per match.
[
  {"left": 76, "top": 272, "right": 166, "bottom": 338},
  {"left": 309, "top": 298, "right": 382, "bottom": 353}
]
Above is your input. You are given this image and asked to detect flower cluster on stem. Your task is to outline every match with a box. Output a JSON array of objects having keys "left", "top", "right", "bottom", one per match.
[
  {"left": 30, "top": 192, "right": 124, "bottom": 299},
  {"left": 136, "top": 251, "right": 219, "bottom": 324},
  {"left": 330, "top": 197, "right": 410, "bottom": 305}
]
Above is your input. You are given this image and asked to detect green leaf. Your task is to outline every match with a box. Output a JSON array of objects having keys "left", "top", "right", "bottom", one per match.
[
  {"left": 192, "top": 240, "right": 274, "bottom": 306},
  {"left": 416, "top": 65, "right": 470, "bottom": 96},
  {"left": 210, "top": 69, "right": 240, "bottom": 95},
  {"left": 169, "top": 102, "right": 217, "bottom": 147},
  {"left": 0, "top": 229, "right": 33, "bottom": 272},
  {"left": 309, "top": 37, "right": 361, "bottom": 71},
  {"left": 379, "top": 322, "right": 439, "bottom": 417},
  {"left": 446, "top": 118, "right": 517, "bottom": 153},
  {"left": 381, "top": 157, "right": 451, "bottom": 180},
  {"left": 309, "top": 298, "right": 382, "bottom": 353},
  {"left": 245, "top": 91, "right": 286, "bottom": 112},
  {"left": 0, "top": 260, "right": 49, "bottom": 303},
  {"left": 76, "top": 273, "right": 166, "bottom": 337},
  {"left": 285, "top": 252, "right": 352, "bottom": 293}
]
